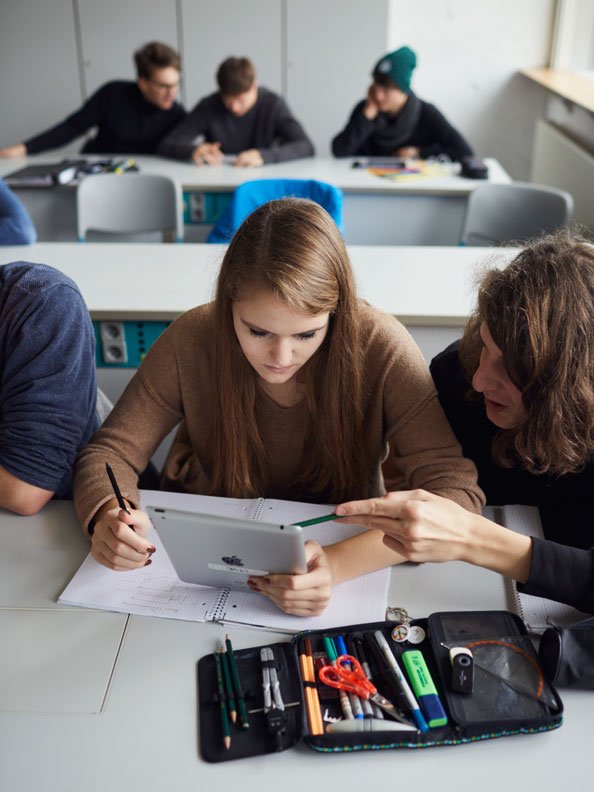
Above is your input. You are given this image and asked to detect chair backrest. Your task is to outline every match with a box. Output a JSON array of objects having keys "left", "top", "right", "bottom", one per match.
[
  {"left": 207, "top": 178, "right": 343, "bottom": 244},
  {"left": 77, "top": 173, "right": 183, "bottom": 242},
  {"left": 460, "top": 182, "right": 574, "bottom": 246}
]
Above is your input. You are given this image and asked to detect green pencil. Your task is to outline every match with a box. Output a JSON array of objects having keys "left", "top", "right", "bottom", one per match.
[
  {"left": 225, "top": 634, "right": 249, "bottom": 730},
  {"left": 291, "top": 513, "right": 339, "bottom": 528},
  {"left": 214, "top": 650, "right": 231, "bottom": 750},
  {"left": 219, "top": 647, "right": 237, "bottom": 724}
]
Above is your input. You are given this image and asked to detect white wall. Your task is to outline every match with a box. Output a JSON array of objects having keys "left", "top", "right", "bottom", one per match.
[
  {"left": 388, "top": 0, "right": 556, "bottom": 180},
  {"left": 0, "top": 0, "right": 558, "bottom": 179}
]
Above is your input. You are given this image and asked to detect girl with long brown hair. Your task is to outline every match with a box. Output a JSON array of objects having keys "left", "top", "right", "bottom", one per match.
[
  {"left": 74, "top": 198, "right": 482, "bottom": 616},
  {"left": 337, "top": 232, "right": 594, "bottom": 615}
]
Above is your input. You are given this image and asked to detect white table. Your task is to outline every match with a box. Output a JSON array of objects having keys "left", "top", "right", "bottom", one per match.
[
  {"left": 0, "top": 154, "right": 511, "bottom": 245},
  {"left": 0, "top": 242, "right": 518, "bottom": 369},
  {"left": 0, "top": 501, "right": 588, "bottom": 792}
]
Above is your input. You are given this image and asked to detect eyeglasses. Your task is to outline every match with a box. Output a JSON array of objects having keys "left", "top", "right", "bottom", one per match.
[{"left": 148, "top": 79, "right": 181, "bottom": 93}]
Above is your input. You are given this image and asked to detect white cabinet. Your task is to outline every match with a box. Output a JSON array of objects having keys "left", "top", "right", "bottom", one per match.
[
  {"left": 77, "top": 0, "right": 179, "bottom": 98},
  {"left": 285, "top": 0, "right": 389, "bottom": 156},
  {"left": 180, "top": 0, "right": 283, "bottom": 109},
  {"left": 0, "top": 0, "right": 82, "bottom": 148}
]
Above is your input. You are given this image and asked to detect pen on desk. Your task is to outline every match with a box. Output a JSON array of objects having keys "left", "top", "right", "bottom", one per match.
[
  {"left": 336, "top": 634, "right": 364, "bottom": 720},
  {"left": 373, "top": 630, "right": 429, "bottom": 732},
  {"left": 323, "top": 636, "right": 353, "bottom": 720},
  {"left": 298, "top": 640, "right": 323, "bottom": 735},
  {"left": 225, "top": 634, "right": 249, "bottom": 729},
  {"left": 291, "top": 513, "right": 339, "bottom": 528},
  {"left": 304, "top": 639, "right": 323, "bottom": 733},
  {"left": 220, "top": 646, "right": 237, "bottom": 724},
  {"left": 354, "top": 636, "right": 384, "bottom": 719},
  {"left": 105, "top": 463, "right": 131, "bottom": 515},
  {"left": 347, "top": 635, "right": 374, "bottom": 719},
  {"left": 213, "top": 650, "right": 231, "bottom": 750}
]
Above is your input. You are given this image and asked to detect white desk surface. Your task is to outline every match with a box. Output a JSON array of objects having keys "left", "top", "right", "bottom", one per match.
[
  {"left": 0, "top": 242, "right": 518, "bottom": 326},
  {"left": 0, "top": 501, "right": 589, "bottom": 792},
  {"left": 0, "top": 154, "right": 511, "bottom": 196}
]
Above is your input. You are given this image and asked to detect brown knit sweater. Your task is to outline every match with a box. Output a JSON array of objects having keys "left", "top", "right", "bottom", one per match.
[{"left": 74, "top": 301, "right": 483, "bottom": 529}]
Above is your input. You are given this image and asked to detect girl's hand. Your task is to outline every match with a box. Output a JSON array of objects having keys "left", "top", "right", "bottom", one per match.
[
  {"left": 247, "top": 540, "right": 333, "bottom": 616},
  {"left": 90, "top": 503, "right": 156, "bottom": 571}
]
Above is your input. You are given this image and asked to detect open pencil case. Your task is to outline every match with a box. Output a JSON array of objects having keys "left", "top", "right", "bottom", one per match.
[{"left": 197, "top": 609, "right": 563, "bottom": 762}]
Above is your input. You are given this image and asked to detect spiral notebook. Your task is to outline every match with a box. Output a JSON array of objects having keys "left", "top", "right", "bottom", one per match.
[
  {"left": 489, "top": 504, "right": 588, "bottom": 634},
  {"left": 58, "top": 490, "right": 390, "bottom": 633}
]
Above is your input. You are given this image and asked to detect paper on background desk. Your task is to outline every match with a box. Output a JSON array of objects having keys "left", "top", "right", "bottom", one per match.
[{"left": 58, "top": 490, "right": 390, "bottom": 633}]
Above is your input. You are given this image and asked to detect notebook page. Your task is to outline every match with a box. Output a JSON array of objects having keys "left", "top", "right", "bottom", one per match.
[
  {"left": 140, "top": 490, "right": 261, "bottom": 520},
  {"left": 220, "top": 502, "right": 390, "bottom": 632},
  {"left": 58, "top": 526, "right": 223, "bottom": 621},
  {"left": 501, "top": 505, "right": 588, "bottom": 633}
]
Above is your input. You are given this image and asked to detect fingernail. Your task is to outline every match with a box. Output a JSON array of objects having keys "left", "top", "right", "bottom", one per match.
[
  {"left": 147, "top": 546, "right": 157, "bottom": 554},
  {"left": 335, "top": 506, "right": 346, "bottom": 515},
  {"left": 144, "top": 559, "right": 152, "bottom": 567}
]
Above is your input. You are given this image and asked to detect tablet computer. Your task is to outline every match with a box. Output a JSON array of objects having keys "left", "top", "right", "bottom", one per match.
[{"left": 147, "top": 507, "right": 307, "bottom": 591}]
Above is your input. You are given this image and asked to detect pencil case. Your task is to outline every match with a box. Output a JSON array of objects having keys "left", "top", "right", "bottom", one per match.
[{"left": 197, "top": 609, "right": 563, "bottom": 762}]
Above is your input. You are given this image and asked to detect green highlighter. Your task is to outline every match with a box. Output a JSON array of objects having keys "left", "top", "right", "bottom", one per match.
[{"left": 402, "top": 650, "right": 448, "bottom": 728}]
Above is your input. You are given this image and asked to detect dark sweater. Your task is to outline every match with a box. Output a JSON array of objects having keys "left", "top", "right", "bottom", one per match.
[
  {"left": 0, "top": 262, "right": 97, "bottom": 497},
  {"left": 0, "top": 180, "right": 36, "bottom": 245},
  {"left": 332, "top": 97, "right": 473, "bottom": 162},
  {"left": 157, "top": 87, "right": 314, "bottom": 163},
  {"left": 430, "top": 342, "right": 594, "bottom": 614},
  {"left": 25, "top": 81, "right": 186, "bottom": 155}
]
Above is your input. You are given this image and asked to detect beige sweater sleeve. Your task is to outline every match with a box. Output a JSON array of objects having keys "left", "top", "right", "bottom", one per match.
[{"left": 73, "top": 318, "right": 188, "bottom": 531}]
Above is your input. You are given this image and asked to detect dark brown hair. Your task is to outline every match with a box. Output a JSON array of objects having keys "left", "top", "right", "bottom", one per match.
[
  {"left": 209, "top": 198, "right": 367, "bottom": 501},
  {"left": 460, "top": 231, "right": 594, "bottom": 475},
  {"left": 216, "top": 57, "right": 255, "bottom": 96},
  {"left": 134, "top": 42, "right": 181, "bottom": 80}
]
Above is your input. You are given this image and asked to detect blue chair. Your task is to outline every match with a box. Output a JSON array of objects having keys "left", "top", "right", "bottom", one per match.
[{"left": 207, "top": 178, "right": 343, "bottom": 243}]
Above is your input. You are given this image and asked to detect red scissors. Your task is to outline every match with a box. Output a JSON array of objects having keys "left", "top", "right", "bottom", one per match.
[{"left": 318, "top": 654, "right": 412, "bottom": 724}]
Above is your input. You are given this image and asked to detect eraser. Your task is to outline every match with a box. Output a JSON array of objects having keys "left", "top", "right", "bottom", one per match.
[{"left": 449, "top": 647, "right": 474, "bottom": 694}]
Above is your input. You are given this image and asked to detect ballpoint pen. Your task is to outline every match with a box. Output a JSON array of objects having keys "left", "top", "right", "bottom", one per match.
[{"left": 373, "top": 630, "right": 429, "bottom": 732}]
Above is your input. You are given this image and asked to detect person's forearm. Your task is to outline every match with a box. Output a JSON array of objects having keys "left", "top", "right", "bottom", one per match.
[
  {"left": 324, "top": 528, "right": 406, "bottom": 584},
  {"left": 463, "top": 515, "right": 532, "bottom": 582}
]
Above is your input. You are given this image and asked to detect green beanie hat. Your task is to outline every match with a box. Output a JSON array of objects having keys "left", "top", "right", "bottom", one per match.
[{"left": 372, "top": 46, "right": 417, "bottom": 94}]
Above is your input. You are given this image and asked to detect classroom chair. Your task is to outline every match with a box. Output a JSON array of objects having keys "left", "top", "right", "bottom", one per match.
[
  {"left": 77, "top": 173, "right": 183, "bottom": 242},
  {"left": 459, "top": 182, "right": 573, "bottom": 246},
  {"left": 206, "top": 178, "right": 343, "bottom": 243}
]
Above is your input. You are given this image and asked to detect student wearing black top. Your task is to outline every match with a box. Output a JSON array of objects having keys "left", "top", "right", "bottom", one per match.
[
  {"left": 336, "top": 233, "right": 594, "bottom": 615},
  {"left": 332, "top": 46, "right": 473, "bottom": 162},
  {"left": 0, "top": 42, "right": 185, "bottom": 157},
  {"left": 158, "top": 56, "right": 314, "bottom": 167}
]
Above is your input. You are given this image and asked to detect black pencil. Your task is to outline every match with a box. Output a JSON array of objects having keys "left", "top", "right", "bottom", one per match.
[{"left": 105, "top": 463, "right": 131, "bottom": 514}]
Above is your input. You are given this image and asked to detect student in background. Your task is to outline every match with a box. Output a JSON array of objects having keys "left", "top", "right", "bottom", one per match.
[
  {"left": 74, "top": 198, "right": 482, "bottom": 616},
  {"left": 0, "top": 42, "right": 185, "bottom": 157},
  {"left": 332, "top": 46, "right": 473, "bottom": 162},
  {"left": 0, "top": 262, "right": 97, "bottom": 514},
  {"left": 337, "top": 233, "right": 594, "bottom": 615},
  {"left": 158, "top": 56, "right": 314, "bottom": 167},
  {"left": 0, "top": 180, "right": 36, "bottom": 244}
]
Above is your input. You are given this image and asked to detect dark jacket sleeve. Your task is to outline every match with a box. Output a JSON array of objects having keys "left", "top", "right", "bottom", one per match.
[
  {"left": 519, "top": 538, "right": 594, "bottom": 615},
  {"left": 156, "top": 100, "right": 209, "bottom": 160},
  {"left": 24, "top": 85, "right": 109, "bottom": 154},
  {"left": 417, "top": 103, "right": 474, "bottom": 161},
  {"left": 258, "top": 97, "right": 314, "bottom": 164},
  {"left": 331, "top": 100, "right": 376, "bottom": 157},
  {"left": 0, "top": 276, "right": 97, "bottom": 495},
  {"left": 0, "top": 181, "right": 36, "bottom": 245}
]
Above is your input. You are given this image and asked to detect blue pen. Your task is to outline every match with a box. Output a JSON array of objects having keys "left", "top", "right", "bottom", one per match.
[
  {"left": 373, "top": 630, "right": 429, "bottom": 733},
  {"left": 336, "top": 634, "right": 364, "bottom": 720}
]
